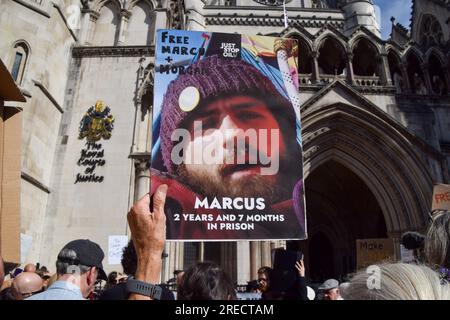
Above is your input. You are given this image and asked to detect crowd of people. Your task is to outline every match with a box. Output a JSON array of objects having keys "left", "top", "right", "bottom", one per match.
[{"left": 1, "top": 184, "right": 449, "bottom": 300}]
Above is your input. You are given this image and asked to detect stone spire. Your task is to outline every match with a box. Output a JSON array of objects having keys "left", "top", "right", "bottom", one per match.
[{"left": 340, "top": 0, "right": 381, "bottom": 37}]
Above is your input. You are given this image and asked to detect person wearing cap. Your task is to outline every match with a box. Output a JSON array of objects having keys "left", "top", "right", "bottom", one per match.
[
  {"left": 152, "top": 55, "right": 304, "bottom": 239},
  {"left": 318, "top": 278, "right": 343, "bottom": 300},
  {"left": 27, "top": 239, "right": 106, "bottom": 300}
]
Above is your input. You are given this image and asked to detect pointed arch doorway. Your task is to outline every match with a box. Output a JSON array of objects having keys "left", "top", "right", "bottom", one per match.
[
  {"left": 291, "top": 160, "right": 387, "bottom": 282},
  {"left": 287, "top": 94, "right": 439, "bottom": 283}
]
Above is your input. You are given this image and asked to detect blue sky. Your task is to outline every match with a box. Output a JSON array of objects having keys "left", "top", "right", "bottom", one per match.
[{"left": 373, "top": 0, "right": 413, "bottom": 39}]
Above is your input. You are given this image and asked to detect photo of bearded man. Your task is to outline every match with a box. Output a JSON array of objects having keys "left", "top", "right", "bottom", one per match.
[{"left": 151, "top": 53, "right": 305, "bottom": 240}]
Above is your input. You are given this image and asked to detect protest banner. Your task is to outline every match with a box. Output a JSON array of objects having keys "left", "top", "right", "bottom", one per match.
[
  {"left": 151, "top": 29, "right": 305, "bottom": 240},
  {"left": 431, "top": 183, "right": 450, "bottom": 212},
  {"left": 356, "top": 238, "right": 395, "bottom": 269}
]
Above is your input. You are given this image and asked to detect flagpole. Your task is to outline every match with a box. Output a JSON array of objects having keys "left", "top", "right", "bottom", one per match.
[{"left": 283, "top": 0, "right": 289, "bottom": 29}]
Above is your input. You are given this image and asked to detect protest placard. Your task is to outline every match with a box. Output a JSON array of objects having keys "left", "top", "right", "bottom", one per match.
[
  {"left": 152, "top": 29, "right": 305, "bottom": 240},
  {"left": 356, "top": 238, "right": 395, "bottom": 269}
]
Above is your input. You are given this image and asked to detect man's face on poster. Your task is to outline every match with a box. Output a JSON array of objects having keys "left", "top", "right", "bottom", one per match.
[{"left": 176, "top": 95, "right": 296, "bottom": 203}]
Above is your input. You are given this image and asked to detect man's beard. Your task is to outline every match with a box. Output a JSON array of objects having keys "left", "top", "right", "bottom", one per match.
[{"left": 177, "top": 156, "right": 300, "bottom": 204}]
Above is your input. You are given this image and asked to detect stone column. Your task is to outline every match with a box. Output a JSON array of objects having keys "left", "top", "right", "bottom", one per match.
[
  {"left": 236, "top": 241, "right": 251, "bottom": 285},
  {"left": 261, "top": 241, "right": 272, "bottom": 267},
  {"left": 346, "top": 53, "right": 355, "bottom": 84},
  {"left": 250, "top": 241, "right": 260, "bottom": 280},
  {"left": 163, "top": 242, "right": 184, "bottom": 283},
  {"left": 134, "top": 157, "right": 150, "bottom": 201},
  {"left": 117, "top": 9, "right": 131, "bottom": 45},
  {"left": 421, "top": 63, "right": 432, "bottom": 94},
  {"left": 311, "top": 51, "right": 320, "bottom": 84},
  {"left": 81, "top": 10, "right": 99, "bottom": 45},
  {"left": 387, "top": 231, "right": 402, "bottom": 262},
  {"left": 400, "top": 62, "right": 412, "bottom": 93},
  {"left": 443, "top": 62, "right": 450, "bottom": 93},
  {"left": 272, "top": 240, "right": 286, "bottom": 250},
  {"left": 79, "top": 9, "right": 94, "bottom": 44},
  {"left": 221, "top": 242, "right": 236, "bottom": 282},
  {"left": 161, "top": 243, "right": 171, "bottom": 283},
  {"left": 199, "top": 241, "right": 205, "bottom": 261},
  {"left": 379, "top": 53, "right": 393, "bottom": 86}
]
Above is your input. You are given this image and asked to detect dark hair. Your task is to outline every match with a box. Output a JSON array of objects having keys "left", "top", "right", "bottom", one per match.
[
  {"left": 121, "top": 240, "right": 137, "bottom": 276},
  {"left": 107, "top": 271, "right": 118, "bottom": 284},
  {"left": 177, "top": 262, "right": 236, "bottom": 300},
  {"left": 38, "top": 266, "right": 48, "bottom": 273},
  {"left": 257, "top": 266, "right": 272, "bottom": 277}
]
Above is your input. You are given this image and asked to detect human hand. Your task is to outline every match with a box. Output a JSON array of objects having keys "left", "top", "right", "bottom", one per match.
[
  {"left": 295, "top": 260, "right": 305, "bottom": 278},
  {"left": 127, "top": 184, "right": 168, "bottom": 259},
  {"left": 127, "top": 184, "right": 168, "bottom": 298}
]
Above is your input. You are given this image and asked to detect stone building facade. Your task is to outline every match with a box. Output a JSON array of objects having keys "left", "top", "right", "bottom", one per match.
[{"left": 0, "top": 0, "right": 449, "bottom": 284}]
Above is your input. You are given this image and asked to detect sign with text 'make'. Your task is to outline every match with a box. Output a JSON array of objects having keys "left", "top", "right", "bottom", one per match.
[{"left": 356, "top": 238, "right": 395, "bottom": 269}]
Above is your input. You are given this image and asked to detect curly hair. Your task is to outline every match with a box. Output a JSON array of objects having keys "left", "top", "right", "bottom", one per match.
[
  {"left": 121, "top": 240, "right": 137, "bottom": 276},
  {"left": 425, "top": 210, "right": 450, "bottom": 268},
  {"left": 177, "top": 262, "right": 236, "bottom": 300}
]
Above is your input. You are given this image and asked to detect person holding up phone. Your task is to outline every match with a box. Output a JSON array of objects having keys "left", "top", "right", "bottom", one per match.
[{"left": 262, "top": 250, "right": 308, "bottom": 300}]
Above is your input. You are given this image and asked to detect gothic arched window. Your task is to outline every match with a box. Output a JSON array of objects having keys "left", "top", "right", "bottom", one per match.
[
  {"left": 406, "top": 50, "right": 427, "bottom": 95},
  {"left": 419, "top": 15, "right": 443, "bottom": 47},
  {"left": 318, "top": 37, "right": 346, "bottom": 75},
  {"left": 387, "top": 50, "right": 403, "bottom": 93},
  {"left": 296, "top": 37, "right": 312, "bottom": 74},
  {"left": 428, "top": 53, "right": 447, "bottom": 95},
  {"left": 312, "top": 0, "right": 338, "bottom": 9},
  {"left": 92, "top": 1, "right": 120, "bottom": 46},
  {"left": 10, "top": 41, "right": 30, "bottom": 85},
  {"left": 127, "top": 1, "right": 154, "bottom": 45},
  {"left": 352, "top": 38, "right": 379, "bottom": 77}
]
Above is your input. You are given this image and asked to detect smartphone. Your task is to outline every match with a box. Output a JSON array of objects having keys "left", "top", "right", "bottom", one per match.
[{"left": 271, "top": 249, "right": 304, "bottom": 292}]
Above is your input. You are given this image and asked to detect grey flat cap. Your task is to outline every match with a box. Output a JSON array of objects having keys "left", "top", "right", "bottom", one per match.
[{"left": 318, "top": 279, "right": 339, "bottom": 291}]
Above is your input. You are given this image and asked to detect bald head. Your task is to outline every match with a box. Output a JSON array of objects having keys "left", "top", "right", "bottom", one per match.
[
  {"left": 0, "top": 256, "right": 4, "bottom": 288},
  {"left": 13, "top": 272, "right": 43, "bottom": 297},
  {"left": 24, "top": 264, "right": 36, "bottom": 273}
]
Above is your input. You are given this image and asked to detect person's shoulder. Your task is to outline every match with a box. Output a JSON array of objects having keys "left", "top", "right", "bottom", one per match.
[
  {"left": 25, "top": 291, "right": 48, "bottom": 300},
  {"left": 99, "top": 283, "right": 128, "bottom": 300},
  {"left": 160, "top": 285, "right": 175, "bottom": 301}
]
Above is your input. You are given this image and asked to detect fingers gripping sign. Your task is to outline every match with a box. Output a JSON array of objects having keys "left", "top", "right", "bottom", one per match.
[
  {"left": 127, "top": 184, "right": 168, "bottom": 299},
  {"left": 128, "top": 184, "right": 168, "bottom": 256}
]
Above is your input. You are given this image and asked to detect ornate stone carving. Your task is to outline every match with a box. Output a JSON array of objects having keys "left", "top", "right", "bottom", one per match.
[
  {"left": 253, "top": 0, "right": 292, "bottom": 6},
  {"left": 72, "top": 46, "right": 154, "bottom": 58},
  {"left": 205, "top": 15, "right": 344, "bottom": 29}
]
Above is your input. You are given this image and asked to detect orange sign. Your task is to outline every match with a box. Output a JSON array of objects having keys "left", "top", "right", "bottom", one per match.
[{"left": 431, "top": 184, "right": 450, "bottom": 212}]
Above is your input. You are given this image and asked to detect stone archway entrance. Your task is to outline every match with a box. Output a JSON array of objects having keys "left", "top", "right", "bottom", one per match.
[
  {"left": 290, "top": 90, "right": 441, "bottom": 283},
  {"left": 290, "top": 160, "right": 387, "bottom": 282}
]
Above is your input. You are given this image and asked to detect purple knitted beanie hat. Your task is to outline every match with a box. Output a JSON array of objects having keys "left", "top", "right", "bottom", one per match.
[{"left": 160, "top": 55, "right": 292, "bottom": 173}]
